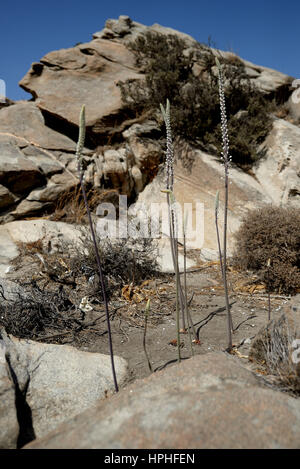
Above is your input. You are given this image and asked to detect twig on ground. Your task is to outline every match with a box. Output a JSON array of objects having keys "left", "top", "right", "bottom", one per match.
[{"left": 143, "top": 300, "right": 153, "bottom": 373}]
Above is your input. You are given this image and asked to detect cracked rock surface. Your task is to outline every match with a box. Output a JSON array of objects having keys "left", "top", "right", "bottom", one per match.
[{"left": 0, "top": 328, "right": 128, "bottom": 448}]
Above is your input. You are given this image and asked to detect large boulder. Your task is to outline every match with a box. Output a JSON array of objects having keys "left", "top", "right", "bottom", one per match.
[
  {"left": 0, "top": 329, "right": 128, "bottom": 446},
  {"left": 19, "top": 40, "right": 142, "bottom": 132},
  {"left": 20, "top": 16, "right": 294, "bottom": 133},
  {"left": 254, "top": 119, "right": 300, "bottom": 206},
  {"left": 25, "top": 352, "right": 300, "bottom": 449},
  {"left": 243, "top": 59, "right": 293, "bottom": 95},
  {"left": 94, "top": 16, "right": 293, "bottom": 97},
  {"left": 136, "top": 140, "right": 272, "bottom": 259}
]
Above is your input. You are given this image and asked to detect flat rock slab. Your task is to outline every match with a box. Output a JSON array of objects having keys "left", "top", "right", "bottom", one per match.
[
  {"left": 0, "top": 219, "right": 89, "bottom": 278},
  {"left": 0, "top": 102, "right": 76, "bottom": 151},
  {"left": 25, "top": 352, "right": 300, "bottom": 449}
]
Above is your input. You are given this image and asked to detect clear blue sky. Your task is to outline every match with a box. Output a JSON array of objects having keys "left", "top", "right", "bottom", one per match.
[{"left": 1, "top": 0, "right": 299, "bottom": 101}]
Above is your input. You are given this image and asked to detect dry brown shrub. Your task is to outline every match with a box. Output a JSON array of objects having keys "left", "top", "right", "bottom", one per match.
[
  {"left": 232, "top": 205, "right": 300, "bottom": 295},
  {"left": 69, "top": 236, "right": 159, "bottom": 300},
  {"left": 0, "top": 280, "right": 76, "bottom": 339}
]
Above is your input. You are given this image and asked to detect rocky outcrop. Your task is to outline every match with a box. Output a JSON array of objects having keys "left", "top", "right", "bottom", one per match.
[
  {"left": 20, "top": 16, "right": 294, "bottom": 132},
  {"left": 24, "top": 352, "right": 300, "bottom": 449},
  {"left": 0, "top": 15, "right": 299, "bottom": 255},
  {"left": 0, "top": 102, "right": 76, "bottom": 151},
  {"left": 19, "top": 38, "right": 142, "bottom": 133},
  {"left": 0, "top": 103, "right": 79, "bottom": 222},
  {"left": 287, "top": 87, "right": 300, "bottom": 121},
  {"left": 0, "top": 105, "right": 162, "bottom": 223},
  {"left": 93, "top": 16, "right": 294, "bottom": 96},
  {"left": 0, "top": 328, "right": 128, "bottom": 448}
]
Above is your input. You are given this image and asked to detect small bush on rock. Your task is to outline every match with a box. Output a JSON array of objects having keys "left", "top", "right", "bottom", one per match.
[{"left": 232, "top": 206, "right": 300, "bottom": 295}]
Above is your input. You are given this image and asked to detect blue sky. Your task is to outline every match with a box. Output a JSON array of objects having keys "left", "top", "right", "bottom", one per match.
[{"left": 1, "top": 0, "right": 299, "bottom": 101}]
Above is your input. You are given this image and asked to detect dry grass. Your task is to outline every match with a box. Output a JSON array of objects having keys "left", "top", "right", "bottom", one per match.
[
  {"left": 249, "top": 310, "right": 300, "bottom": 395},
  {"left": 50, "top": 186, "right": 120, "bottom": 225}
]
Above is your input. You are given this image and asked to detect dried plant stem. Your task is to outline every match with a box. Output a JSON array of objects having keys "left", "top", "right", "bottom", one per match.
[
  {"left": 215, "top": 190, "right": 233, "bottom": 340},
  {"left": 268, "top": 287, "right": 271, "bottom": 322},
  {"left": 166, "top": 192, "right": 186, "bottom": 332},
  {"left": 168, "top": 193, "right": 182, "bottom": 363},
  {"left": 223, "top": 167, "right": 233, "bottom": 347},
  {"left": 183, "top": 216, "right": 194, "bottom": 356},
  {"left": 79, "top": 176, "right": 119, "bottom": 391},
  {"left": 215, "top": 191, "right": 223, "bottom": 275},
  {"left": 175, "top": 251, "right": 181, "bottom": 363},
  {"left": 267, "top": 258, "right": 271, "bottom": 321},
  {"left": 143, "top": 299, "right": 153, "bottom": 373},
  {"left": 76, "top": 105, "right": 118, "bottom": 393},
  {"left": 161, "top": 190, "right": 182, "bottom": 363}
]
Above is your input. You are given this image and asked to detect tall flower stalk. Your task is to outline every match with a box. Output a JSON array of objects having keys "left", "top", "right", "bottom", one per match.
[
  {"left": 160, "top": 100, "right": 198, "bottom": 360},
  {"left": 160, "top": 99, "right": 185, "bottom": 362},
  {"left": 215, "top": 58, "right": 233, "bottom": 351},
  {"left": 76, "top": 105, "right": 119, "bottom": 392}
]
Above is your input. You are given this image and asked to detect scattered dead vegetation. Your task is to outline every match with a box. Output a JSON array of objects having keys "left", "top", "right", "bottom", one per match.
[
  {"left": 1, "top": 231, "right": 162, "bottom": 342},
  {"left": 2, "top": 237, "right": 297, "bottom": 386}
]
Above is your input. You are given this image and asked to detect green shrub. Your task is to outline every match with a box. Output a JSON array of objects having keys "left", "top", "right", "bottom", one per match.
[
  {"left": 232, "top": 206, "right": 300, "bottom": 295},
  {"left": 119, "top": 31, "right": 274, "bottom": 169}
]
